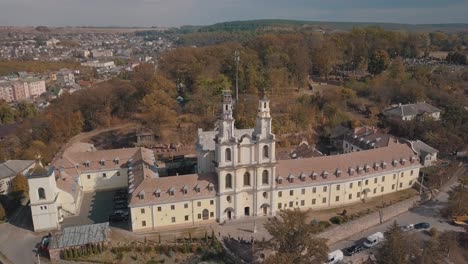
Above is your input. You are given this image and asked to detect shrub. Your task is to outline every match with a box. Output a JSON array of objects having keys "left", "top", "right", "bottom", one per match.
[
  {"left": 429, "top": 227, "right": 439, "bottom": 237},
  {"left": 116, "top": 252, "right": 123, "bottom": 260},
  {"left": 144, "top": 246, "right": 152, "bottom": 253},
  {"left": 167, "top": 250, "right": 175, "bottom": 258},
  {"left": 318, "top": 221, "right": 331, "bottom": 229},
  {"left": 62, "top": 249, "right": 68, "bottom": 260},
  {"left": 330, "top": 216, "right": 348, "bottom": 225}
]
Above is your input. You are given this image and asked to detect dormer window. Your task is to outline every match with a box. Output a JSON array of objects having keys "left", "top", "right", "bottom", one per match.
[
  {"left": 357, "top": 166, "right": 362, "bottom": 174},
  {"left": 382, "top": 162, "right": 387, "bottom": 169},
  {"left": 348, "top": 167, "right": 355, "bottom": 176},
  {"left": 194, "top": 185, "right": 201, "bottom": 193},
  {"left": 287, "top": 174, "right": 295, "bottom": 183},
  {"left": 99, "top": 159, "right": 105, "bottom": 166},
  {"left": 311, "top": 172, "right": 318, "bottom": 180},
  {"left": 277, "top": 176, "right": 283, "bottom": 184},
  {"left": 322, "top": 171, "right": 329, "bottom": 179},
  {"left": 401, "top": 158, "right": 406, "bottom": 165},
  {"left": 336, "top": 169, "right": 342, "bottom": 177},
  {"left": 364, "top": 165, "right": 370, "bottom": 173},
  {"left": 410, "top": 156, "right": 416, "bottom": 163},
  {"left": 138, "top": 191, "right": 145, "bottom": 200},
  {"left": 168, "top": 187, "right": 175, "bottom": 196},
  {"left": 208, "top": 183, "right": 214, "bottom": 192},
  {"left": 154, "top": 189, "right": 161, "bottom": 197},
  {"left": 182, "top": 185, "right": 188, "bottom": 195},
  {"left": 114, "top": 157, "right": 120, "bottom": 164},
  {"left": 84, "top": 160, "right": 90, "bottom": 167},
  {"left": 299, "top": 173, "right": 306, "bottom": 181},
  {"left": 392, "top": 160, "right": 399, "bottom": 167},
  {"left": 374, "top": 162, "right": 380, "bottom": 170}
]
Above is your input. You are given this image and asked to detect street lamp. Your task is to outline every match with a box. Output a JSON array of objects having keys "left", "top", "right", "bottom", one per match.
[{"left": 234, "top": 50, "right": 240, "bottom": 102}]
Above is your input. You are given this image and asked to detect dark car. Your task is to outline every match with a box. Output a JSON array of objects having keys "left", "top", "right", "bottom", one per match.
[
  {"left": 414, "top": 222, "right": 431, "bottom": 229},
  {"left": 115, "top": 189, "right": 128, "bottom": 196},
  {"left": 114, "top": 203, "right": 127, "bottom": 210},
  {"left": 114, "top": 199, "right": 127, "bottom": 205},
  {"left": 109, "top": 212, "right": 128, "bottom": 222},
  {"left": 113, "top": 195, "right": 127, "bottom": 201},
  {"left": 344, "top": 244, "right": 363, "bottom": 256}
]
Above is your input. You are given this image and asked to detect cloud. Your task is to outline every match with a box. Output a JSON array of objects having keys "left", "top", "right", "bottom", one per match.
[{"left": 0, "top": 0, "right": 466, "bottom": 26}]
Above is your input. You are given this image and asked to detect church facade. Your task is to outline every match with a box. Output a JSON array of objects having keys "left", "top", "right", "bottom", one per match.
[{"left": 27, "top": 92, "right": 422, "bottom": 233}]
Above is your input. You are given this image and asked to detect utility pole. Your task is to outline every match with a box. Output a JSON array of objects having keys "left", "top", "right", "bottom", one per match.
[{"left": 234, "top": 50, "right": 240, "bottom": 102}]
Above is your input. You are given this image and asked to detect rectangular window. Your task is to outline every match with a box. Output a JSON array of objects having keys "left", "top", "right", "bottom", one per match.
[
  {"left": 365, "top": 180, "right": 369, "bottom": 185},
  {"left": 312, "top": 187, "right": 316, "bottom": 193},
  {"left": 349, "top": 194, "right": 352, "bottom": 200},
  {"left": 301, "top": 200, "right": 305, "bottom": 206},
  {"left": 382, "top": 176, "right": 385, "bottom": 182},
  {"left": 141, "top": 208, "right": 145, "bottom": 214},
  {"left": 301, "top": 189, "right": 305, "bottom": 195},
  {"left": 290, "top": 190, "right": 294, "bottom": 196},
  {"left": 358, "top": 181, "right": 362, "bottom": 186},
  {"left": 399, "top": 182, "right": 403, "bottom": 188},
  {"left": 197, "top": 202, "right": 201, "bottom": 207},
  {"left": 392, "top": 184, "right": 395, "bottom": 190},
  {"left": 335, "top": 196, "right": 340, "bottom": 202},
  {"left": 393, "top": 174, "right": 396, "bottom": 179},
  {"left": 278, "top": 191, "right": 282, "bottom": 197},
  {"left": 349, "top": 182, "right": 353, "bottom": 188},
  {"left": 171, "top": 217, "right": 176, "bottom": 223},
  {"left": 157, "top": 207, "right": 161, "bottom": 212},
  {"left": 381, "top": 186, "right": 384, "bottom": 192},
  {"left": 323, "top": 186, "right": 327, "bottom": 192},
  {"left": 185, "top": 215, "right": 189, "bottom": 221},
  {"left": 155, "top": 193, "right": 160, "bottom": 198},
  {"left": 373, "top": 188, "right": 377, "bottom": 194},
  {"left": 210, "top": 212, "right": 214, "bottom": 218},
  {"left": 142, "top": 221, "right": 146, "bottom": 227},
  {"left": 401, "top": 172, "right": 404, "bottom": 177},
  {"left": 289, "top": 201, "right": 293, "bottom": 208},
  {"left": 210, "top": 200, "right": 214, "bottom": 205},
  {"left": 336, "top": 184, "right": 340, "bottom": 191},
  {"left": 117, "top": 171, "right": 121, "bottom": 176},
  {"left": 357, "top": 192, "right": 360, "bottom": 198},
  {"left": 171, "top": 205, "right": 175, "bottom": 210},
  {"left": 87, "top": 174, "right": 91, "bottom": 179},
  {"left": 184, "top": 203, "right": 188, "bottom": 209},
  {"left": 409, "top": 180, "right": 413, "bottom": 186},
  {"left": 44, "top": 206, "right": 47, "bottom": 209},
  {"left": 103, "top": 173, "right": 107, "bottom": 178},
  {"left": 374, "top": 178, "right": 377, "bottom": 184},
  {"left": 278, "top": 203, "right": 282, "bottom": 209},
  {"left": 312, "top": 199, "right": 316, "bottom": 205},
  {"left": 198, "top": 214, "right": 201, "bottom": 219},
  {"left": 322, "top": 197, "right": 327, "bottom": 204},
  {"left": 410, "top": 170, "right": 414, "bottom": 176}
]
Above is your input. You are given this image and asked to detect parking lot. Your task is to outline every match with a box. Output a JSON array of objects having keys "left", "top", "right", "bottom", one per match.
[{"left": 62, "top": 189, "right": 128, "bottom": 229}]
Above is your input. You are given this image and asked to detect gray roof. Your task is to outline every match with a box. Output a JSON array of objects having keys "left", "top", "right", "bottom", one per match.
[
  {"left": 412, "top": 140, "right": 438, "bottom": 155},
  {"left": 49, "top": 223, "right": 109, "bottom": 249},
  {"left": 383, "top": 102, "right": 441, "bottom": 118},
  {"left": 0, "top": 160, "right": 35, "bottom": 180}
]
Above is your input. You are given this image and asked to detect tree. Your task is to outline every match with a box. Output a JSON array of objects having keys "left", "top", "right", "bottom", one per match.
[
  {"left": 388, "top": 57, "right": 406, "bottom": 81},
  {"left": 11, "top": 173, "right": 29, "bottom": 200},
  {"left": 445, "top": 175, "right": 468, "bottom": 217},
  {"left": 376, "top": 221, "right": 416, "bottom": 264},
  {"left": 17, "top": 102, "right": 37, "bottom": 119},
  {"left": 368, "top": 50, "right": 390, "bottom": 75},
  {"left": 260, "top": 209, "right": 328, "bottom": 264}
]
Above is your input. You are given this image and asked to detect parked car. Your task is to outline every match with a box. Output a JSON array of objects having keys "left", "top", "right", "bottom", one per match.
[
  {"left": 114, "top": 199, "right": 127, "bottom": 205},
  {"left": 414, "top": 222, "right": 431, "bottom": 230},
  {"left": 401, "top": 224, "right": 414, "bottom": 232},
  {"left": 114, "top": 203, "right": 127, "bottom": 210},
  {"left": 109, "top": 212, "right": 128, "bottom": 222},
  {"left": 113, "top": 209, "right": 129, "bottom": 216},
  {"left": 363, "top": 232, "right": 384, "bottom": 248},
  {"left": 324, "top": 250, "right": 344, "bottom": 264},
  {"left": 344, "top": 244, "right": 363, "bottom": 256}
]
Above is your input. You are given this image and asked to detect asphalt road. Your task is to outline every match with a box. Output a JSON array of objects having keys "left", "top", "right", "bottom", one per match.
[{"left": 329, "top": 165, "right": 466, "bottom": 263}]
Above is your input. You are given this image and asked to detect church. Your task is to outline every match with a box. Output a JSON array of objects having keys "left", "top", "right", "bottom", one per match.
[{"left": 27, "top": 92, "right": 421, "bottom": 232}]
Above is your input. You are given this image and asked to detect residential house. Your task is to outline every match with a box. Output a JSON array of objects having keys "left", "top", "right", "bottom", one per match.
[
  {"left": 0, "top": 160, "right": 35, "bottom": 195},
  {"left": 383, "top": 102, "right": 441, "bottom": 121}
]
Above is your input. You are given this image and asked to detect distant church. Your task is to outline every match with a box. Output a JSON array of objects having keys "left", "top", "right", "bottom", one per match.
[{"left": 27, "top": 91, "right": 421, "bottom": 232}]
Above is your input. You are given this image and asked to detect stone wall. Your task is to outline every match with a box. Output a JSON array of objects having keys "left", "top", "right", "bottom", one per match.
[{"left": 318, "top": 196, "right": 421, "bottom": 245}]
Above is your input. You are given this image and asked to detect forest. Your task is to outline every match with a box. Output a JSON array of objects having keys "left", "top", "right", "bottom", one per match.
[{"left": 0, "top": 26, "right": 467, "bottom": 163}]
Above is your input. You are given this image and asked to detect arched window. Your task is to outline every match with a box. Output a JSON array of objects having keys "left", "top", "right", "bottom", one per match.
[
  {"left": 202, "top": 209, "right": 209, "bottom": 220},
  {"left": 225, "top": 173, "right": 232, "bottom": 189},
  {"left": 38, "top": 188, "right": 46, "bottom": 200},
  {"left": 263, "top": 145, "right": 269, "bottom": 159},
  {"left": 225, "top": 148, "right": 232, "bottom": 162},
  {"left": 243, "top": 172, "right": 251, "bottom": 186},
  {"left": 262, "top": 170, "right": 269, "bottom": 185}
]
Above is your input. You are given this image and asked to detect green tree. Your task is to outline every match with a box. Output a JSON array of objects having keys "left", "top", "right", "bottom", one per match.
[
  {"left": 0, "top": 102, "right": 16, "bottom": 124},
  {"left": 368, "top": 50, "right": 390, "bottom": 75},
  {"left": 11, "top": 173, "right": 29, "bottom": 200},
  {"left": 17, "top": 102, "right": 37, "bottom": 119},
  {"left": 376, "top": 221, "right": 416, "bottom": 264},
  {"left": 260, "top": 209, "right": 328, "bottom": 264}
]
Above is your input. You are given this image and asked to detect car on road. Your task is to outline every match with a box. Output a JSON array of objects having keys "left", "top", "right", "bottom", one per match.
[
  {"left": 344, "top": 244, "right": 363, "bottom": 256},
  {"left": 401, "top": 224, "right": 414, "bottom": 232},
  {"left": 114, "top": 203, "right": 127, "bottom": 210},
  {"left": 324, "top": 249, "right": 344, "bottom": 264},
  {"left": 109, "top": 212, "right": 128, "bottom": 222},
  {"left": 414, "top": 222, "right": 431, "bottom": 230},
  {"left": 363, "top": 232, "right": 384, "bottom": 248},
  {"left": 113, "top": 209, "right": 129, "bottom": 216}
]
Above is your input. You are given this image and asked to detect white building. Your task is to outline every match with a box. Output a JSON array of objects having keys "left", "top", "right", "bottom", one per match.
[
  {"left": 0, "top": 82, "right": 14, "bottom": 102},
  {"left": 81, "top": 60, "right": 115, "bottom": 69},
  {"left": 383, "top": 102, "right": 441, "bottom": 121},
  {"left": 56, "top": 69, "right": 75, "bottom": 86},
  {"left": 0, "top": 160, "right": 35, "bottom": 195}
]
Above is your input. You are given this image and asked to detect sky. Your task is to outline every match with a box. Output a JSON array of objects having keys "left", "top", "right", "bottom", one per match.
[{"left": 0, "top": 0, "right": 467, "bottom": 27}]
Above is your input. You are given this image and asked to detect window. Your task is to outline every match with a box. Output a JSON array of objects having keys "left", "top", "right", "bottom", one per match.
[
  {"left": 381, "top": 187, "right": 384, "bottom": 192},
  {"left": 349, "top": 183, "right": 353, "bottom": 188},
  {"left": 198, "top": 214, "right": 201, "bottom": 219},
  {"left": 185, "top": 215, "right": 189, "bottom": 221},
  {"left": 392, "top": 184, "right": 395, "bottom": 190},
  {"left": 301, "top": 188, "right": 305, "bottom": 195},
  {"left": 155, "top": 193, "right": 160, "bottom": 198},
  {"left": 358, "top": 181, "right": 362, "bottom": 186},
  {"left": 171, "top": 205, "right": 175, "bottom": 210},
  {"left": 323, "top": 186, "right": 327, "bottom": 192},
  {"left": 312, "top": 199, "right": 316, "bottom": 205},
  {"left": 38, "top": 188, "right": 46, "bottom": 200},
  {"left": 197, "top": 202, "right": 201, "bottom": 207},
  {"left": 117, "top": 171, "right": 121, "bottom": 176},
  {"left": 409, "top": 180, "right": 413, "bottom": 186},
  {"left": 290, "top": 190, "right": 294, "bottom": 196},
  {"left": 301, "top": 200, "right": 305, "bottom": 206},
  {"left": 183, "top": 189, "right": 188, "bottom": 195},
  {"left": 103, "top": 173, "right": 107, "bottom": 178},
  {"left": 262, "top": 170, "right": 269, "bottom": 184},
  {"left": 357, "top": 192, "right": 360, "bottom": 198},
  {"left": 373, "top": 188, "right": 377, "bottom": 194},
  {"left": 278, "top": 203, "right": 282, "bottom": 209},
  {"left": 349, "top": 194, "right": 352, "bottom": 200},
  {"left": 322, "top": 197, "right": 327, "bottom": 204},
  {"left": 227, "top": 196, "right": 231, "bottom": 202},
  {"left": 171, "top": 217, "right": 176, "bottom": 223},
  {"left": 157, "top": 207, "right": 161, "bottom": 211},
  {"left": 393, "top": 174, "right": 396, "bottom": 179},
  {"left": 225, "top": 148, "right": 232, "bottom": 161},
  {"left": 141, "top": 208, "right": 145, "bottom": 214},
  {"left": 401, "top": 172, "right": 404, "bottom": 177},
  {"left": 374, "top": 178, "right": 377, "bottom": 184},
  {"left": 263, "top": 192, "right": 268, "bottom": 198},
  {"left": 278, "top": 191, "right": 282, "bottom": 197},
  {"left": 87, "top": 175, "right": 91, "bottom": 179},
  {"left": 169, "top": 190, "right": 174, "bottom": 196},
  {"left": 382, "top": 176, "right": 385, "bottom": 182},
  {"left": 184, "top": 203, "right": 188, "bottom": 209},
  {"left": 335, "top": 196, "right": 340, "bottom": 202},
  {"left": 243, "top": 172, "right": 251, "bottom": 186},
  {"left": 210, "top": 200, "right": 214, "bottom": 205},
  {"left": 410, "top": 170, "right": 414, "bottom": 176},
  {"left": 142, "top": 221, "right": 146, "bottom": 227},
  {"left": 336, "top": 184, "right": 340, "bottom": 191},
  {"left": 365, "top": 180, "right": 369, "bottom": 185},
  {"left": 289, "top": 201, "right": 293, "bottom": 208},
  {"left": 312, "top": 187, "right": 316, "bottom": 193},
  {"left": 225, "top": 173, "right": 232, "bottom": 189},
  {"left": 263, "top": 145, "right": 269, "bottom": 159},
  {"left": 210, "top": 212, "right": 214, "bottom": 218}
]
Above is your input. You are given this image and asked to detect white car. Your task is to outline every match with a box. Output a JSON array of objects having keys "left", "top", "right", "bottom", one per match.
[
  {"left": 401, "top": 224, "right": 414, "bottom": 232},
  {"left": 324, "top": 250, "right": 344, "bottom": 264},
  {"left": 363, "top": 232, "right": 384, "bottom": 248}
]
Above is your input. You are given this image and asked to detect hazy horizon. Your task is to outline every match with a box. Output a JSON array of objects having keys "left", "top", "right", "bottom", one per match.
[{"left": 0, "top": 0, "right": 468, "bottom": 27}]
